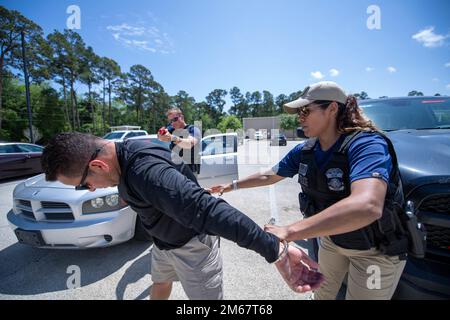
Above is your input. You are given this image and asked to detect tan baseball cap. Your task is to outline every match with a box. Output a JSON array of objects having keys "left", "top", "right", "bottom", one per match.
[{"left": 284, "top": 81, "right": 348, "bottom": 114}]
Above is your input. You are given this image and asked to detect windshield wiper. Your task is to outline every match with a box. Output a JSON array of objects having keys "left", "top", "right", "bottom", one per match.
[{"left": 416, "top": 126, "right": 450, "bottom": 130}]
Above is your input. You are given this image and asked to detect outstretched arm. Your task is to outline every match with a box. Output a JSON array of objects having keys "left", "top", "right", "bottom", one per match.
[{"left": 207, "top": 169, "right": 286, "bottom": 194}]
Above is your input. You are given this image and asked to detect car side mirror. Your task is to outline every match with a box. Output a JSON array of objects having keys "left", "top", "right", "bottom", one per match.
[{"left": 296, "top": 127, "right": 306, "bottom": 138}]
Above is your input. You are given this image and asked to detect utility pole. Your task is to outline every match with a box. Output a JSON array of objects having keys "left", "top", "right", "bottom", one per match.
[{"left": 21, "top": 30, "right": 34, "bottom": 143}]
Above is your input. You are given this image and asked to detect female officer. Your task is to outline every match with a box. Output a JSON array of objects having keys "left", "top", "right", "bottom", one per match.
[{"left": 208, "top": 81, "right": 407, "bottom": 300}]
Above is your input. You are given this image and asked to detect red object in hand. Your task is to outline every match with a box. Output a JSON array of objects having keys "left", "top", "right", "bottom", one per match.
[{"left": 158, "top": 127, "right": 168, "bottom": 135}]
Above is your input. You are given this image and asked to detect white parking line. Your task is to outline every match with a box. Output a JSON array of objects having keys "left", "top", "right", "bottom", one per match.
[{"left": 269, "top": 185, "right": 279, "bottom": 225}]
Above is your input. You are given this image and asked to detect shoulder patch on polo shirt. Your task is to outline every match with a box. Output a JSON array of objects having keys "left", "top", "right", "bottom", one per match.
[{"left": 372, "top": 172, "right": 382, "bottom": 179}]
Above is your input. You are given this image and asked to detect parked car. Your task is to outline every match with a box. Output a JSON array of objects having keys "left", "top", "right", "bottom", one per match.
[
  {"left": 7, "top": 133, "right": 239, "bottom": 249},
  {"left": 254, "top": 131, "right": 264, "bottom": 140},
  {"left": 197, "top": 132, "right": 239, "bottom": 187},
  {"left": 299, "top": 96, "right": 450, "bottom": 299},
  {"left": 103, "top": 126, "right": 148, "bottom": 142},
  {"left": 0, "top": 143, "right": 44, "bottom": 180},
  {"left": 270, "top": 133, "right": 287, "bottom": 146}
]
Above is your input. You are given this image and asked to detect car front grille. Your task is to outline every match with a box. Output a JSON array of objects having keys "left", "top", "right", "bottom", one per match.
[
  {"left": 420, "top": 194, "right": 450, "bottom": 256},
  {"left": 410, "top": 186, "right": 450, "bottom": 260},
  {"left": 424, "top": 224, "right": 450, "bottom": 251},
  {"left": 16, "top": 199, "right": 35, "bottom": 220},
  {"left": 419, "top": 195, "right": 450, "bottom": 213},
  {"left": 40, "top": 201, "right": 74, "bottom": 221},
  {"left": 41, "top": 202, "right": 71, "bottom": 209},
  {"left": 18, "top": 199, "right": 31, "bottom": 207}
]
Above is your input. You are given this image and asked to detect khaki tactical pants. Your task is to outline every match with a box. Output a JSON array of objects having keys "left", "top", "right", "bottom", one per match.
[
  {"left": 151, "top": 235, "right": 223, "bottom": 300},
  {"left": 314, "top": 236, "right": 406, "bottom": 300}
]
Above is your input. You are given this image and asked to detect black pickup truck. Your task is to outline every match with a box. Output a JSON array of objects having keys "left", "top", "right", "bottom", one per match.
[{"left": 359, "top": 96, "right": 450, "bottom": 299}]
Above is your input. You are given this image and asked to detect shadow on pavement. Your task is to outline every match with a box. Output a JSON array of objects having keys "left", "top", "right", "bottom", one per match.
[
  {"left": 115, "top": 247, "right": 153, "bottom": 300},
  {"left": 0, "top": 239, "right": 152, "bottom": 297}
]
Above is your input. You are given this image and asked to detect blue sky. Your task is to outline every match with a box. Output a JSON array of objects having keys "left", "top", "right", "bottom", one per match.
[{"left": 3, "top": 0, "right": 450, "bottom": 108}]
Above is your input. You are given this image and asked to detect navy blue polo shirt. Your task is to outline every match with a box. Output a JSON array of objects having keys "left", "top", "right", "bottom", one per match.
[{"left": 272, "top": 132, "right": 392, "bottom": 183}]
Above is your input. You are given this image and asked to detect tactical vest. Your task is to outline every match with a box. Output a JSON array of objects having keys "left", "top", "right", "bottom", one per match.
[{"left": 298, "top": 130, "right": 408, "bottom": 256}]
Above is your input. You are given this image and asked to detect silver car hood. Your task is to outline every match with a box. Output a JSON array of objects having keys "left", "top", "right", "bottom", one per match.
[
  {"left": 14, "top": 174, "right": 119, "bottom": 204},
  {"left": 24, "top": 174, "right": 74, "bottom": 189}
]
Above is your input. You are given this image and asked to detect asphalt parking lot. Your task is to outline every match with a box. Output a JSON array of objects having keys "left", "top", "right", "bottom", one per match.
[{"left": 0, "top": 139, "right": 312, "bottom": 300}]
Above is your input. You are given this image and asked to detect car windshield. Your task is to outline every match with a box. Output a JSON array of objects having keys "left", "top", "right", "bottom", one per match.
[
  {"left": 103, "top": 132, "right": 125, "bottom": 140},
  {"left": 359, "top": 98, "right": 450, "bottom": 131}
]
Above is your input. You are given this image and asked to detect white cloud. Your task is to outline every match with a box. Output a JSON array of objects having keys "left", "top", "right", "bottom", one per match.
[
  {"left": 447, "top": 84, "right": 450, "bottom": 90},
  {"left": 311, "top": 71, "right": 324, "bottom": 79},
  {"left": 432, "top": 78, "right": 439, "bottom": 82},
  {"left": 329, "top": 68, "right": 339, "bottom": 77},
  {"left": 445, "top": 62, "right": 450, "bottom": 68},
  {"left": 365, "top": 67, "right": 374, "bottom": 72},
  {"left": 412, "top": 27, "right": 447, "bottom": 48},
  {"left": 132, "top": 40, "right": 156, "bottom": 52},
  {"left": 107, "top": 23, "right": 145, "bottom": 36},
  {"left": 387, "top": 66, "right": 397, "bottom": 73},
  {"left": 106, "top": 22, "right": 174, "bottom": 53}
]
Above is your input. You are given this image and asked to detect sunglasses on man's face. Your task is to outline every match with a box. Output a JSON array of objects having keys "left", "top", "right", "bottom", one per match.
[
  {"left": 75, "top": 144, "right": 108, "bottom": 191},
  {"left": 169, "top": 115, "right": 181, "bottom": 123}
]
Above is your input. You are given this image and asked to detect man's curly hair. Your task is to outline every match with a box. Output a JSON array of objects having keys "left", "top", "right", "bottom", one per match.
[{"left": 41, "top": 132, "right": 101, "bottom": 181}]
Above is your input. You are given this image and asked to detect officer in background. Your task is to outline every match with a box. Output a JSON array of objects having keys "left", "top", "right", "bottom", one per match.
[
  {"left": 158, "top": 107, "right": 201, "bottom": 175},
  {"left": 208, "top": 81, "right": 408, "bottom": 300}
]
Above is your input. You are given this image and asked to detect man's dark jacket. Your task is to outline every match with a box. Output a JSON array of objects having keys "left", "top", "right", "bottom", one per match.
[{"left": 115, "top": 140, "right": 279, "bottom": 263}]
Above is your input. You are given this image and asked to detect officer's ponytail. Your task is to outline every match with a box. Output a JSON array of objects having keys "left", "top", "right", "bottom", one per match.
[{"left": 336, "top": 95, "right": 378, "bottom": 133}]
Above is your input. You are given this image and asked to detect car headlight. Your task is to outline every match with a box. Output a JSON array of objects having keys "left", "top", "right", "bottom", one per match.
[
  {"left": 91, "top": 197, "right": 104, "bottom": 208},
  {"left": 105, "top": 194, "right": 119, "bottom": 207},
  {"left": 82, "top": 194, "right": 127, "bottom": 214}
]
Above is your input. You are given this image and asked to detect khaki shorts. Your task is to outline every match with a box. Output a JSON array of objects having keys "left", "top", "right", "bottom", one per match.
[
  {"left": 151, "top": 234, "right": 223, "bottom": 300},
  {"left": 314, "top": 236, "right": 406, "bottom": 300}
]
